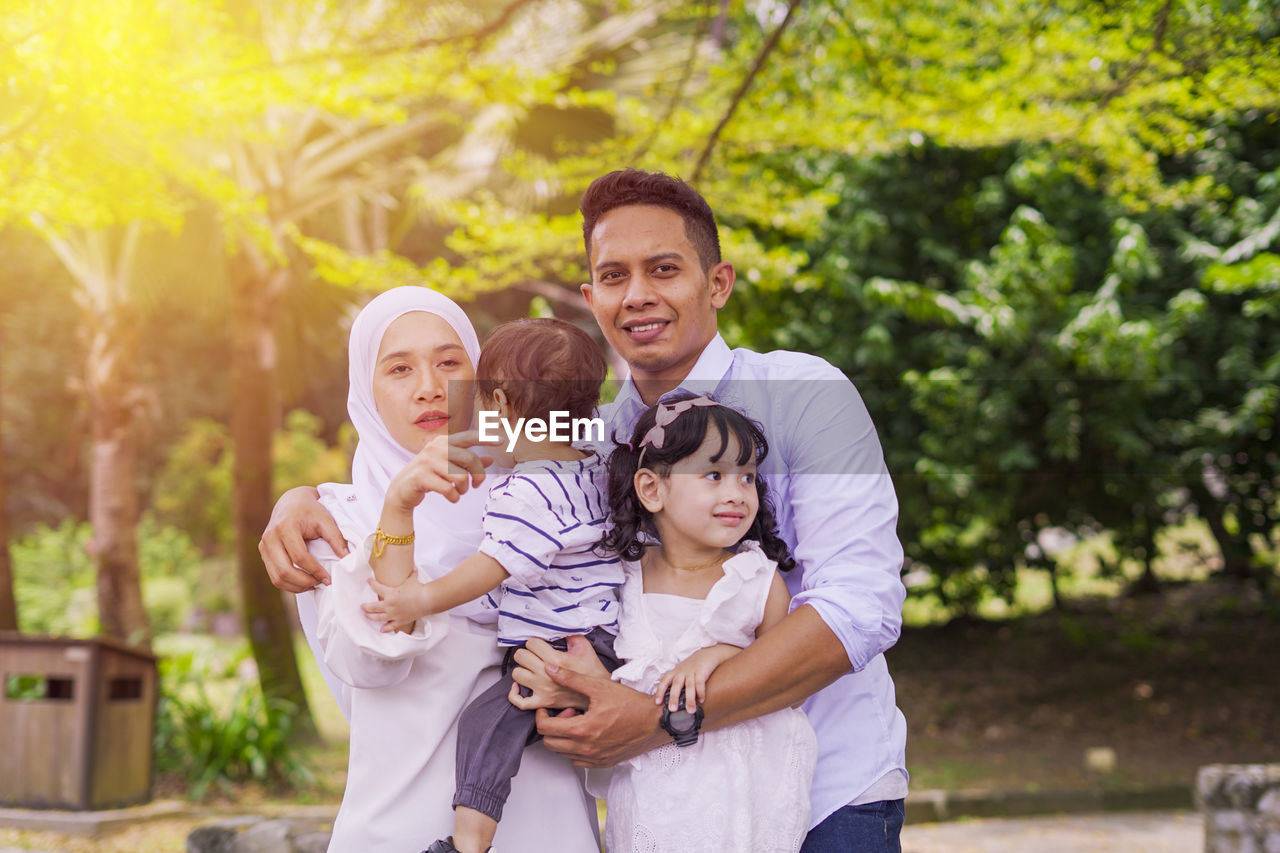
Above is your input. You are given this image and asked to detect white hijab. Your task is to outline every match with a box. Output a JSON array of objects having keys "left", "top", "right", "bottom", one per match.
[{"left": 318, "top": 285, "right": 490, "bottom": 620}]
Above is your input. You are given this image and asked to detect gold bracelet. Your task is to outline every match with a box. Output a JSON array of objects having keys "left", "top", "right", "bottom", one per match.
[{"left": 373, "top": 526, "right": 415, "bottom": 558}]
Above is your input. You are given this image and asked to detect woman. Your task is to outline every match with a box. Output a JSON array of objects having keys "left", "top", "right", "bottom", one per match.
[{"left": 299, "top": 286, "right": 600, "bottom": 852}]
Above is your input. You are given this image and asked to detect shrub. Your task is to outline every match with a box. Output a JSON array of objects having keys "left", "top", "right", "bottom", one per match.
[
  {"left": 154, "top": 652, "right": 312, "bottom": 798},
  {"left": 12, "top": 517, "right": 208, "bottom": 636},
  {"left": 11, "top": 520, "right": 97, "bottom": 635},
  {"left": 139, "top": 516, "right": 206, "bottom": 633},
  {"left": 151, "top": 411, "right": 353, "bottom": 554}
]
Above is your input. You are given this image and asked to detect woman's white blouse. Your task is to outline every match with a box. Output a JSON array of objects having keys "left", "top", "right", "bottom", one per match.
[{"left": 304, "top": 533, "right": 600, "bottom": 853}]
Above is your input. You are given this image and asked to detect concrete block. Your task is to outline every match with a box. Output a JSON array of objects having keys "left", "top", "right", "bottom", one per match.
[
  {"left": 237, "top": 819, "right": 292, "bottom": 853},
  {"left": 292, "top": 831, "right": 332, "bottom": 853},
  {"left": 186, "top": 817, "right": 264, "bottom": 853},
  {"left": 1199, "top": 764, "right": 1280, "bottom": 853}
]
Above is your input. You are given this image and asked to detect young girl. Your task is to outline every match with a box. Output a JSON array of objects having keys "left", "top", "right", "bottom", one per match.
[
  {"left": 361, "top": 317, "right": 622, "bottom": 853},
  {"left": 596, "top": 393, "right": 818, "bottom": 853}
]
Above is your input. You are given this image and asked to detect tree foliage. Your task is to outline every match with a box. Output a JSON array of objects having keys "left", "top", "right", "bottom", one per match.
[
  {"left": 3, "top": 0, "right": 1277, "bottom": 667},
  {"left": 401, "top": 0, "right": 1280, "bottom": 608},
  {"left": 0, "top": 0, "right": 244, "bottom": 228},
  {"left": 720, "top": 113, "right": 1279, "bottom": 609}
]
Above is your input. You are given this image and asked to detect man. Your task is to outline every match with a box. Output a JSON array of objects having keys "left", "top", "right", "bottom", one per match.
[{"left": 261, "top": 169, "right": 908, "bottom": 851}]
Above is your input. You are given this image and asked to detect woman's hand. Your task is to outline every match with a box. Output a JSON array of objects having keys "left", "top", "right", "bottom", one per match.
[
  {"left": 654, "top": 644, "right": 742, "bottom": 713},
  {"left": 258, "top": 486, "right": 346, "bottom": 592},
  {"left": 385, "top": 430, "right": 494, "bottom": 512},
  {"left": 507, "top": 635, "right": 603, "bottom": 711}
]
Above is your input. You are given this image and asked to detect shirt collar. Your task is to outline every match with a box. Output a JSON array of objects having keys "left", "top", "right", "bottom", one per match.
[{"left": 612, "top": 333, "right": 733, "bottom": 416}]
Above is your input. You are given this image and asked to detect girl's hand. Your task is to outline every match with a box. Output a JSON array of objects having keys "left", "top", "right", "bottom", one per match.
[
  {"left": 385, "top": 431, "right": 494, "bottom": 512},
  {"left": 362, "top": 576, "right": 432, "bottom": 633},
  {"left": 654, "top": 644, "right": 743, "bottom": 713}
]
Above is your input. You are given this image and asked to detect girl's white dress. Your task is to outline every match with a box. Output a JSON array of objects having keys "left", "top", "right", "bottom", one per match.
[{"left": 600, "top": 541, "right": 818, "bottom": 853}]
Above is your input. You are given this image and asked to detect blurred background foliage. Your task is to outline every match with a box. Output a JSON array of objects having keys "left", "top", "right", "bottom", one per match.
[{"left": 1, "top": 0, "right": 1277, "bottom": 755}]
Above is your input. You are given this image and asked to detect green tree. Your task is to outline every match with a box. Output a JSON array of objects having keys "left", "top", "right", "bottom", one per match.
[
  {"left": 153, "top": 412, "right": 354, "bottom": 555},
  {"left": 2, "top": 0, "right": 251, "bottom": 644},
  {"left": 210, "top": 0, "right": 691, "bottom": 719},
  {"left": 0, "top": 328, "right": 14, "bottom": 631},
  {"left": 716, "top": 108, "right": 1279, "bottom": 605},
  {"left": 1175, "top": 117, "right": 1280, "bottom": 586},
  {"left": 439, "top": 0, "right": 1280, "bottom": 605}
]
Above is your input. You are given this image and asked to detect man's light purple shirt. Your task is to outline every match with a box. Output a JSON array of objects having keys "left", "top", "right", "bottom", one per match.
[{"left": 599, "top": 334, "right": 909, "bottom": 828}]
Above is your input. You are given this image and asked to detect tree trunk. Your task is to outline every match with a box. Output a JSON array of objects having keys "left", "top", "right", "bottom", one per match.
[
  {"left": 1129, "top": 517, "right": 1161, "bottom": 595},
  {"left": 1188, "top": 480, "right": 1256, "bottom": 582},
  {"left": 229, "top": 250, "right": 315, "bottom": 736},
  {"left": 84, "top": 313, "right": 150, "bottom": 645},
  {"left": 0, "top": 332, "right": 18, "bottom": 632},
  {"left": 1046, "top": 560, "right": 1063, "bottom": 610}
]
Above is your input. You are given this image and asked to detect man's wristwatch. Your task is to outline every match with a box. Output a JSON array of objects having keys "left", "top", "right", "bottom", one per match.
[{"left": 659, "top": 687, "right": 704, "bottom": 747}]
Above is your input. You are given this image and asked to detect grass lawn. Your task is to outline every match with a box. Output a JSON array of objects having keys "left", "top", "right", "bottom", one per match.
[{"left": 895, "top": 576, "right": 1280, "bottom": 793}]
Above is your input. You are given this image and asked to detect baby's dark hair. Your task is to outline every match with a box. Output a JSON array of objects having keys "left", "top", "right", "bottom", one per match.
[
  {"left": 599, "top": 393, "right": 794, "bottom": 570},
  {"left": 476, "top": 318, "right": 606, "bottom": 421}
]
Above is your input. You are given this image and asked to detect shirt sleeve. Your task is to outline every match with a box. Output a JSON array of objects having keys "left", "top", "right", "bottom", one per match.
[
  {"left": 476, "top": 482, "right": 564, "bottom": 588},
  {"left": 777, "top": 368, "right": 907, "bottom": 673},
  {"left": 309, "top": 531, "right": 451, "bottom": 690}
]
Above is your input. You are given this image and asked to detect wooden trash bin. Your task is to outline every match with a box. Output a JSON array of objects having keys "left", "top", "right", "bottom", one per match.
[{"left": 0, "top": 633, "right": 158, "bottom": 810}]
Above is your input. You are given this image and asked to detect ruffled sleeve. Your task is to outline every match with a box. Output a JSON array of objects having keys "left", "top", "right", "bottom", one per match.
[
  {"left": 692, "top": 540, "right": 774, "bottom": 651},
  {"left": 310, "top": 530, "right": 451, "bottom": 690}
]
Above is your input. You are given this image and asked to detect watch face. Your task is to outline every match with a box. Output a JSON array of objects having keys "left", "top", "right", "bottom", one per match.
[
  {"left": 660, "top": 687, "right": 704, "bottom": 746},
  {"left": 666, "top": 707, "right": 698, "bottom": 733}
]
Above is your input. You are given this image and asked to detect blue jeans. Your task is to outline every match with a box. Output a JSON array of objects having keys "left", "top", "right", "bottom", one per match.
[{"left": 801, "top": 800, "right": 905, "bottom": 853}]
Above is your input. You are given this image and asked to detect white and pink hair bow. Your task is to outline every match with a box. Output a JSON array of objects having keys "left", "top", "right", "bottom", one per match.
[{"left": 638, "top": 395, "right": 719, "bottom": 452}]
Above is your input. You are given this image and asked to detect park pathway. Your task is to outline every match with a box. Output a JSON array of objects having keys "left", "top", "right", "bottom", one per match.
[
  {"left": 0, "top": 808, "right": 1203, "bottom": 853},
  {"left": 902, "top": 809, "right": 1200, "bottom": 852}
]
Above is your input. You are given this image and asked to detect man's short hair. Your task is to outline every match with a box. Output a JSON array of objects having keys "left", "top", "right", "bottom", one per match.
[
  {"left": 580, "top": 169, "right": 722, "bottom": 273},
  {"left": 477, "top": 317, "right": 606, "bottom": 422}
]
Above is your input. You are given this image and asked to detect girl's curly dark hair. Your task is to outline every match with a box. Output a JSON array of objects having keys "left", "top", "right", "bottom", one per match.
[{"left": 598, "top": 393, "right": 795, "bottom": 571}]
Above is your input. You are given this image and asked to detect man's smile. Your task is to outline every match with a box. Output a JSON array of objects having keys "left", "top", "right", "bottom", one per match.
[{"left": 622, "top": 319, "right": 670, "bottom": 342}]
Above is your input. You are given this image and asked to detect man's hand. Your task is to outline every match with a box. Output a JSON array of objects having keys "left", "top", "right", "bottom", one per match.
[
  {"left": 535, "top": 667, "right": 666, "bottom": 768},
  {"left": 518, "top": 636, "right": 665, "bottom": 768},
  {"left": 259, "top": 486, "right": 346, "bottom": 592},
  {"left": 508, "top": 635, "right": 600, "bottom": 711}
]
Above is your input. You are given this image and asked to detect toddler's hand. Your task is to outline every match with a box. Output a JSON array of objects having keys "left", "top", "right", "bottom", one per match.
[
  {"left": 385, "top": 432, "right": 495, "bottom": 511},
  {"left": 508, "top": 635, "right": 601, "bottom": 712},
  {"left": 653, "top": 644, "right": 742, "bottom": 713},
  {"left": 362, "top": 576, "right": 432, "bottom": 633}
]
